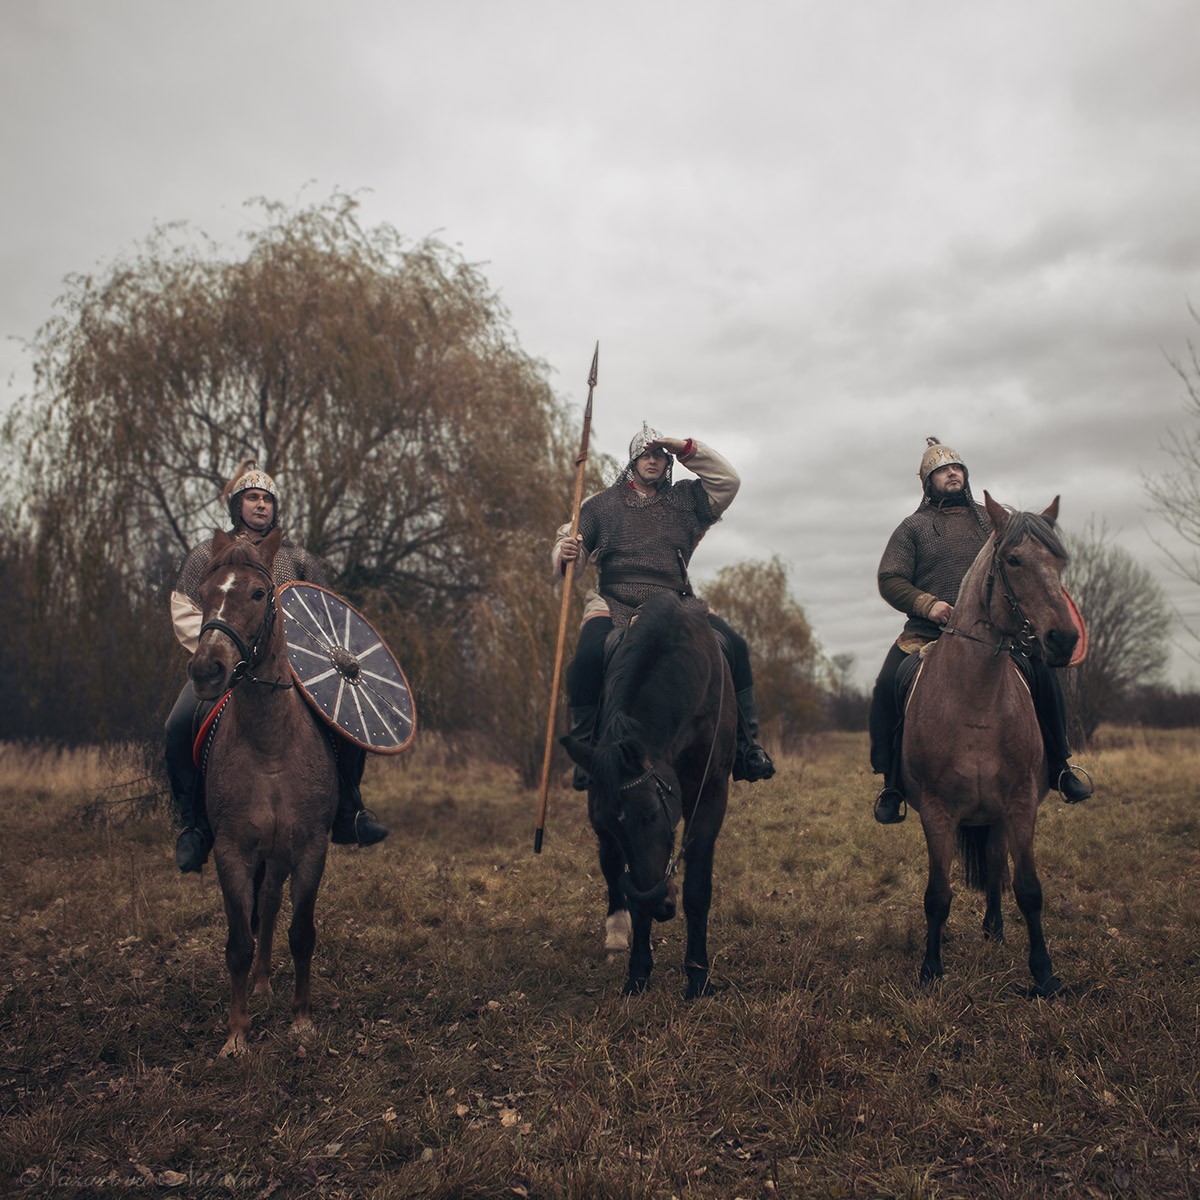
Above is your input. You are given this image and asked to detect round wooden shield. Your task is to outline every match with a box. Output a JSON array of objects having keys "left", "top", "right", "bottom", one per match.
[{"left": 277, "top": 582, "right": 416, "bottom": 754}]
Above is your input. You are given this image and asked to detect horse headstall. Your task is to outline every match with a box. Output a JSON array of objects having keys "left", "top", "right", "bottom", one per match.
[{"left": 198, "top": 565, "right": 291, "bottom": 690}]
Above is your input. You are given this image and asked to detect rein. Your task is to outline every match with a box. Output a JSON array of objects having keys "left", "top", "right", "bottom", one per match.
[{"left": 199, "top": 561, "right": 294, "bottom": 692}]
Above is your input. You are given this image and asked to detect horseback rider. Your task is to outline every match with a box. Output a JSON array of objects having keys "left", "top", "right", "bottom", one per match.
[
  {"left": 554, "top": 424, "right": 775, "bottom": 786},
  {"left": 869, "top": 436, "right": 1093, "bottom": 825},
  {"left": 165, "top": 460, "right": 389, "bottom": 872}
]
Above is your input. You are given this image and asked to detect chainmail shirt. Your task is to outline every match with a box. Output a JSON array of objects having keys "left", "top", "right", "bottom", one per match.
[
  {"left": 578, "top": 478, "right": 719, "bottom": 627},
  {"left": 171, "top": 531, "right": 330, "bottom": 654},
  {"left": 877, "top": 498, "right": 990, "bottom": 645}
]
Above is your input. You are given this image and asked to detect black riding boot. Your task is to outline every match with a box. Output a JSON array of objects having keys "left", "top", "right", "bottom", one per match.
[
  {"left": 732, "top": 688, "right": 775, "bottom": 782},
  {"left": 568, "top": 705, "right": 598, "bottom": 791},
  {"left": 164, "top": 686, "right": 214, "bottom": 872},
  {"left": 1030, "top": 661, "right": 1093, "bottom": 804},
  {"left": 331, "top": 743, "right": 388, "bottom": 846},
  {"left": 869, "top": 645, "right": 907, "bottom": 823},
  {"left": 169, "top": 768, "right": 213, "bottom": 873}
]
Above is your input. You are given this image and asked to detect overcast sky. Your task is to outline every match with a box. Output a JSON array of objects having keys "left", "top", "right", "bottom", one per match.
[{"left": 4, "top": 1, "right": 1200, "bottom": 687}]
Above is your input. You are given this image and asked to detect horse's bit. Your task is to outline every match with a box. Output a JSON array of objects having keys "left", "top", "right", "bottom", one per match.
[{"left": 199, "top": 560, "right": 294, "bottom": 691}]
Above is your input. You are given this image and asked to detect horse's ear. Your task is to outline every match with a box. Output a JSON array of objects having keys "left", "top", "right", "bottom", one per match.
[
  {"left": 212, "top": 529, "right": 235, "bottom": 552},
  {"left": 559, "top": 734, "right": 595, "bottom": 771},
  {"left": 983, "top": 490, "right": 1009, "bottom": 534},
  {"left": 259, "top": 526, "right": 284, "bottom": 567},
  {"left": 1041, "top": 496, "right": 1060, "bottom": 526}
]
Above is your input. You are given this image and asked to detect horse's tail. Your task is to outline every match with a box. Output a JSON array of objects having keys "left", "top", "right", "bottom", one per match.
[{"left": 956, "top": 825, "right": 992, "bottom": 893}]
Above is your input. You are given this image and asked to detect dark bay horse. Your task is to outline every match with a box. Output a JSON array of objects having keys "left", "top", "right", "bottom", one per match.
[
  {"left": 190, "top": 529, "right": 338, "bottom": 1056},
  {"left": 562, "top": 593, "right": 736, "bottom": 998},
  {"left": 901, "top": 493, "right": 1078, "bottom": 997}
]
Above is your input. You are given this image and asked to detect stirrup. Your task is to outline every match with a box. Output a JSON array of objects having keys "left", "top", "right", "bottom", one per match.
[
  {"left": 1057, "top": 764, "right": 1093, "bottom": 804},
  {"left": 873, "top": 786, "right": 907, "bottom": 825}
]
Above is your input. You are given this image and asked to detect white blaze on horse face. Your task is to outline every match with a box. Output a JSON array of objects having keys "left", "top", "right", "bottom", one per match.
[{"left": 210, "top": 571, "right": 238, "bottom": 624}]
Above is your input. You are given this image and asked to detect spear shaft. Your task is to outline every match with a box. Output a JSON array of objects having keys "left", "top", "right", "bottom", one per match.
[{"left": 534, "top": 342, "right": 598, "bottom": 853}]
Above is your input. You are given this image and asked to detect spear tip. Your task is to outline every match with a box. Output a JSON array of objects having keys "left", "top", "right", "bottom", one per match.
[{"left": 588, "top": 341, "right": 599, "bottom": 388}]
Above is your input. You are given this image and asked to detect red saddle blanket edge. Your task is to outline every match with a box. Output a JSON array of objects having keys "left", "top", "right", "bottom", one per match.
[
  {"left": 1064, "top": 587, "right": 1088, "bottom": 666},
  {"left": 192, "top": 691, "right": 233, "bottom": 769}
]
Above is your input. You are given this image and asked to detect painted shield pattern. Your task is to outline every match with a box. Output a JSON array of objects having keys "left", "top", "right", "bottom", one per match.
[{"left": 277, "top": 582, "right": 416, "bottom": 754}]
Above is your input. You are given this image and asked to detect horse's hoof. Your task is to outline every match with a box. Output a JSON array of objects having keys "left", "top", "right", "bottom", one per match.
[
  {"left": 1032, "top": 975, "right": 1063, "bottom": 999},
  {"left": 604, "top": 911, "right": 632, "bottom": 955},
  {"left": 685, "top": 978, "right": 724, "bottom": 1001},
  {"left": 218, "top": 1034, "right": 248, "bottom": 1058},
  {"left": 918, "top": 964, "right": 943, "bottom": 988},
  {"left": 622, "top": 977, "right": 649, "bottom": 997},
  {"left": 291, "top": 1016, "right": 314, "bottom": 1035}
]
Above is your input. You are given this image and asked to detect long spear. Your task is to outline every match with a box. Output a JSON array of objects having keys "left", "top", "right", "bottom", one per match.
[{"left": 534, "top": 342, "right": 598, "bottom": 853}]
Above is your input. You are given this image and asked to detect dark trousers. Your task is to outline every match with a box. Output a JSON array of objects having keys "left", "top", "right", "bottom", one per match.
[
  {"left": 566, "top": 611, "right": 752, "bottom": 710},
  {"left": 164, "top": 683, "right": 205, "bottom": 820},
  {"left": 868, "top": 644, "right": 1073, "bottom": 779}
]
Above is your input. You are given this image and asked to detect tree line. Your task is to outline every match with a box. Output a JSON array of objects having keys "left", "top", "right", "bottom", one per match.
[{"left": 0, "top": 194, "right": 1190, "bottom": 776}]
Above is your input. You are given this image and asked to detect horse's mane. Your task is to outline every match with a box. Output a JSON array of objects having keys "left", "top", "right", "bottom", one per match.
[
  {"left": 995, "top": 509, "right": 1068, "bottom": 562},
  {"left": 591, "top": 595, "right": 684, "bottom": 801},
  {"left": 958, "top": 507, "right": 1069, "bottom": 622}
]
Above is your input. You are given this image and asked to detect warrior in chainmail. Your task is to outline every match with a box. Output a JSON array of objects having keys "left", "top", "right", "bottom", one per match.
[
  {"left": 554, "top": 424, "right": 775, "bottom": 786},
  {"left": 164, "top": 460, "right": 388, "bottom": 872},
  {"left": 869, "top": 436, "right": 1093, "bottom": 825}
]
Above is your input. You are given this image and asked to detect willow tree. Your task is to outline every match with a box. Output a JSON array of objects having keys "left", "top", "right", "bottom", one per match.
[{"left": 5, "top": 192, "right": 569, "bottom": 739}]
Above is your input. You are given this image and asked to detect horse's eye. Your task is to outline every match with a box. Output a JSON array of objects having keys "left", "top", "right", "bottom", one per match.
[
  {"left": 251, "top": 588, "right": 267, "bottom": 601},
  {"left": 1005, "top": 554, "right": 1021, "bottom": 568}
]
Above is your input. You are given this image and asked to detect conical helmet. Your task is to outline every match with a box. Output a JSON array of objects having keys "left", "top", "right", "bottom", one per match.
[
  {"left": 918, "top": 436, "right": 966, "bottom": 488},
  {"left": 222, "top": 458, "right": 280, "bottom": 529}
]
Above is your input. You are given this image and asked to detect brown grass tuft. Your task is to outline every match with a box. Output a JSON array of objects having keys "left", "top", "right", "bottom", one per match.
[{"left": 1, "top": 728, "right": 1197, "bottom": 1196}]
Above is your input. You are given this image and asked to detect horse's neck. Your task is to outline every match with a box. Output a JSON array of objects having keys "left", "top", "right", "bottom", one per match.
[{"left": 228, "top": 640, "right": 301, "bottom": 744}]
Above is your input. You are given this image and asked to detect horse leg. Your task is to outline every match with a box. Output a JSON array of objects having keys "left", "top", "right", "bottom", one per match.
[
  {"left": 287, "top": 844, "right": 329, "bottom": 1030},
  {"left": 214, "top": 852, "right": 257, "bottom": 1057},
  {"left": 623, "top": 905, "right": 654, "bottom": 996},
  {"left": 1011, "top": 839, "right": 1060, "bottom": 997},
  {"left": 982, "top": 824, "right": 1007, "bottom": 943},
  {"left": 681, "top": 834, "right": 717, "bottom": 1001},
  {"left": 250, "top": 862, "right": 288, "bottom": 999},
  {"left": 920, "top": 816, "right": 954, "bottom": 986},
  {"left": 597, "top": 829, "right": 631, "bottom": 955}
]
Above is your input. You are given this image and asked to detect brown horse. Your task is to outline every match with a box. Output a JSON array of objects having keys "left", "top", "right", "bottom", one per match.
[
  {"left": 562, "top": 593, "right": 736, "bottom": 998},
  {"left": 900, "top": 493, "right": 1078, "bottom": 997},
  {"left": 190, "top": 528, "right": 338, "bottom": 1056}
]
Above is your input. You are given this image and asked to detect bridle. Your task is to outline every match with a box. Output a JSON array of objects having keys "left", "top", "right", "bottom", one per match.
[
  {"left": 198, "top": 560, "right": 294, "bottom": 691},
  {"left": 941, "top": 539, "right": 1039, "bottom": 659}
]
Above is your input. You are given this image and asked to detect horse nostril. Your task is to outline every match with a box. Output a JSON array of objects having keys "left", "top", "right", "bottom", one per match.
[
  {"left": 191, "top": 659, "right": 223, "bottom": 685},
  {"left": 1045, "top": 628, "right": 1078, "bottom": 663}
]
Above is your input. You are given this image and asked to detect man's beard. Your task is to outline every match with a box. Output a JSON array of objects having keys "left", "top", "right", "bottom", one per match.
[{"left": 931, "top": 485, "right": 969, "bottom": 507}]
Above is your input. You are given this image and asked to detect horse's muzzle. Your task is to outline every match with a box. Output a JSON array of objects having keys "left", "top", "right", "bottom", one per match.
[
  {"left": 1042, "top": 627, "right": 1079, "bottom": 668},
  {"left": 190, "top": 656, "right": 229, "bottom": 701},
  {"left": 620, "top": 873, "right": 676, "bottom": 922}
]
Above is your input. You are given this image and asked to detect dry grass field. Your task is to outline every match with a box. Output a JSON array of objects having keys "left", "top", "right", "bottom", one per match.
[{"left": 1, "top": 729, "right": 1197, "bottom": 1199}]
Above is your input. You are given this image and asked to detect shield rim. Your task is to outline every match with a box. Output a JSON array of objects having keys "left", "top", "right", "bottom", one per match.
[{"left": 277, "top": 581, "right": 417, "bottom": 755}]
